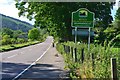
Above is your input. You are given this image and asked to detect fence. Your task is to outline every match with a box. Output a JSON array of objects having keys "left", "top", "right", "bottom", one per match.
[{"left": 63, "top": 44, "right": 119, "bottom": 80}]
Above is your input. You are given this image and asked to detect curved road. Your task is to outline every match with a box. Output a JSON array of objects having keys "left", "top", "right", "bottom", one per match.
[{"left": 0, "top": 36, "right": 53, "bottom": 80}]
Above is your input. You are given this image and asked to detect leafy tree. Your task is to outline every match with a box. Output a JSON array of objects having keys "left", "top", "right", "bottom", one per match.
[
  {"left": 28, "top": 28, "right": 40, "bottom": 40},
  {"left": 103, "top": 7, "right": 120, "bottom": 46},
  {"left": 112, "top": 7, "right": 120, "bottom": 46},
  {"left": 11, "top": 38, "right": 16, "bottom": 44},
  {"left": 13, "top": 30, "right": 25, "bottom": 39},
  {"left": 1, "top": 28, "right": 26, "bottom": 45},
  {"left": 15, "top": 2, "right": 114, "bottom": 41},
  {"left": 114, "top": 7, "right": 120, "bottom": 33},
  {"left": 2, "top": 28, "right": 13, "bottom": 37},
  {"left": 17, "top": 38, "right": 25, "bottom": 43},
  {"left": 115, "top": 7, "right": 120, "bottom": 20},
  {"left": 2, "top": 35, "right": 11, "bottom": 45}
]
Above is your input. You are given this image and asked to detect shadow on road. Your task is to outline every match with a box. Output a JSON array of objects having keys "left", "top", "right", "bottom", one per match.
[
  {"left": 1, "top": 62, "right": 29, "bottom": 80},
  {"left": 20, "top": 63, "right": 69, "bottom": 80},
  {"left": 1, "top": 62, "right": 69, "bottom": 80}
]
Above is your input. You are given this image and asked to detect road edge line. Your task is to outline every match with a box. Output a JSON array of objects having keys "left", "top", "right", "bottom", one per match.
[{"left": 12, "top": 40, "right": 53, "bottom": 80}]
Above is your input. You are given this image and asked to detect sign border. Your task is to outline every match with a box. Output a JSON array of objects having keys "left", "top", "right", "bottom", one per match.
[{"left": 71, "top": 8, "right": 95, "bottom": 28}]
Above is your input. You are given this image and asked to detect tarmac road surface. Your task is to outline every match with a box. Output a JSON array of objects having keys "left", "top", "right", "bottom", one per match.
[{"left": 0, "top": 36, "right": 53, "bottom": 80}]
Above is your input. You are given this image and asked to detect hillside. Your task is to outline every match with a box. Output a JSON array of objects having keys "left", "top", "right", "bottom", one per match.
[{"left": 0, "top": 14, "right": 33, "bottom": 32}]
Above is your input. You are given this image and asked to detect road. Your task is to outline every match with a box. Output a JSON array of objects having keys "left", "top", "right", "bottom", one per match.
[
  {"left": 0, "top": 36, "right": 53, "bottom": 80},
  {"left": 19, "top": 44, "right": 67, "bottom": 80}
]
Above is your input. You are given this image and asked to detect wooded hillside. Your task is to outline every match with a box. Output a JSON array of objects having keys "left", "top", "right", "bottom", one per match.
[{"left": 0, "top": 14, "right": 33, "bottom": 32}]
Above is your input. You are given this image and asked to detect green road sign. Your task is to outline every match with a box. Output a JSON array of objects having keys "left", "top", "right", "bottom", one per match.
[{"left": 71, "top": 8, "right": 95, "bottom": 28}]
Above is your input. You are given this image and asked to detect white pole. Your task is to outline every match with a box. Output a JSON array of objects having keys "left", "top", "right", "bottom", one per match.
[
  {"left": 75, "top": 27, "right": 77, "bottom": 46},
  {"left": 88, "top": 27, "right": 90, "bottom": 53}
]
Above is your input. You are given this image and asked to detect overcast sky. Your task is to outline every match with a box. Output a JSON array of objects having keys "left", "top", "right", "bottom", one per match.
[{"left": 0, "top": 0, "right": 119, "bottom": 25}]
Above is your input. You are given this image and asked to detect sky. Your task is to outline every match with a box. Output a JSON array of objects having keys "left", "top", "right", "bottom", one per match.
[
  {"left": 0, "top": 0, "right": 35, "bottom": 25},
  {"left": 0, "top": 0, "right": 119, "bottom": 25}
]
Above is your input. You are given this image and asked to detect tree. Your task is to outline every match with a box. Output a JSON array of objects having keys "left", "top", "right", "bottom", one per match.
[
  {"left": 102, "top": 7, "right": 120, "bottom": 46},
  {"left": 28, "top": 28, "right": 40, "bottom": 40},
  {"left": 15, "top": 2, "right": 115, "bottom": 41},
  {"left": 2, "top": 35, "right": 11, "bottom": 45},
  {"left": 114, "top": 7, "right": 120, "bottom": 32},
  {"left": 112, "top": 7, "right": 120, "bottom": 45},
  {"left": 13, "top": 30, "right": 25, "bottom": 39},
  {"left": 2, "top": 28, "right": 13, "bottom": 37}
]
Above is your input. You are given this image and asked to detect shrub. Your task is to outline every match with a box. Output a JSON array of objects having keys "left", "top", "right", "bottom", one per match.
[
  {"left": 17, "top": 38, "right": 25, "bottom": 43},
  {"left": 2, "top": 35, "right": 11, "bottom": 45}
]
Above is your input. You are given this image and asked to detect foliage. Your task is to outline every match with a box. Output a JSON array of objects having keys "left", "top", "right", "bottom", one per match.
[
  {"left": 1, "top": 27, "right": 48, "bottom": 47},
  {"left": 114, "top": 7, "right": 120, "bottom": 37},
  {"left": 10, "top": 38, "right": 16, "bottom": 44},
  {"left": 28, "top": 28, "right": 40, "bottom": 41},
  {"left": 13, "top": 30, "right": 25, "bottom": 39},
  {"left": 1, "top": 28, "right": 27, "bottom": 45},
  {"left": 115, "top": 7, "right": 120, "bottom": 20},
  {"left": 2, "top": 28, "right": 14, "bottom": 37},
  {"left": 56, "top": 41, "right": 119, "bottom": 79},
  {"left": 0, "top": 41, "right": 40, "bottom": 52},
  {"left": 15, "top": 2, "right": 114, "bottom": 41},
  {"left": 17, "top": 38, "right": 25, "bottom": 43},
  {"left": 2, "top": 35, "right": 12, "bottom": 45},
  {"left": 101, "top": 7, "right": 120, "bottom": 46}
]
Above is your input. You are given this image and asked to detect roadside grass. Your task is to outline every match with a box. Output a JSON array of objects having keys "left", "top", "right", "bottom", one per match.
[
  {"left": 0, "top": 33, "right": 48, "bottom": 52},
  {"left": 0, "top": 41, "right": 41, "bottom": 52},
  {"left": 56, "top": 42, "right": 120, "bottom": 79}
]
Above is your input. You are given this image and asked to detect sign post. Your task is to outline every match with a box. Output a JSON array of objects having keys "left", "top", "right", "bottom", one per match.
[
  {"left": 71, "top": 8, "right": 94, "bottom": 54},
  {"left": 88, "top": 27, "right": 91, "bottom": 54},
  {"left": 75, "top": 27, "right": 77, "bottom": 45}
]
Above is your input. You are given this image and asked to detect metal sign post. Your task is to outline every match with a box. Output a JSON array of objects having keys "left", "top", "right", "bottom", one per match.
[
  {"left": 88, "top": 27, "right": 91, "bottom": 54},
  {"left": 74, "top": 27, "right": 77, "bottom": 62},
  {"left": 75, "top": 27, "right": 77, "bottom": 45}
]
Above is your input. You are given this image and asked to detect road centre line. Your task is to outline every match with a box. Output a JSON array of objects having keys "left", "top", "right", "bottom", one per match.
[{"left": 12, "top": 40, "right": 53, "bottom": 80}]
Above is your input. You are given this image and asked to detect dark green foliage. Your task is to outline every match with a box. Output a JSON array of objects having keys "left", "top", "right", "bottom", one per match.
[
  {"left": 101, "top": 8, "right": 120, "bottom": 47},
  {"left": 115, "top": 7, "right": 120, "bottom": 20},
  {"left": 13, "top": 30, "right": 26, "bottom": 39},
  {"left": 2, "top": 28, "right": 14, "bottom": 37},
  {"left": 0, "top": 28, "right": 26, "bottom": 45},
  {"left": 15, "top": 2, "right": 114, "bottom": 42}
]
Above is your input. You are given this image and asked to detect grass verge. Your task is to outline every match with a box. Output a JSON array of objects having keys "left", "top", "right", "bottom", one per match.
[
  {"left": 0, "top": 41, "right": 41, "bottom": 52},
  {"left": 56, "top": 42, "right": 120, "bottom": 79}
]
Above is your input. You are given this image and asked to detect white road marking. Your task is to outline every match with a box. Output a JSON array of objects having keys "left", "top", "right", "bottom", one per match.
[
  {"left": 7, "top": 54, "right": 17, "bottom": 59},
  {"left": 12, "top": 39, "right": 53, "bottom": 80}
]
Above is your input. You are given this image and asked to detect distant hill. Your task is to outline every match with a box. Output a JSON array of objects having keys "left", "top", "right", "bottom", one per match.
[{"left": 0, "top": 14, "right": 33, "bottom": 32}]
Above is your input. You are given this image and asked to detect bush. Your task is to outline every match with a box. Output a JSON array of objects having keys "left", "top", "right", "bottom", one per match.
[
  {"left": 2, "top": 35, "right": 11, "bottom": 45},
  {"left": 28, "top": 28, "right": 40, "bottom": 41},
  {"left": 17, "top": 38, "right": 25, "bottom": 43},
  {"left": 56, "top": 41, "right": 119, "bottom": 79},
  {"left": 11, "top": 38, "right": 16, "bottom": 44}
]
